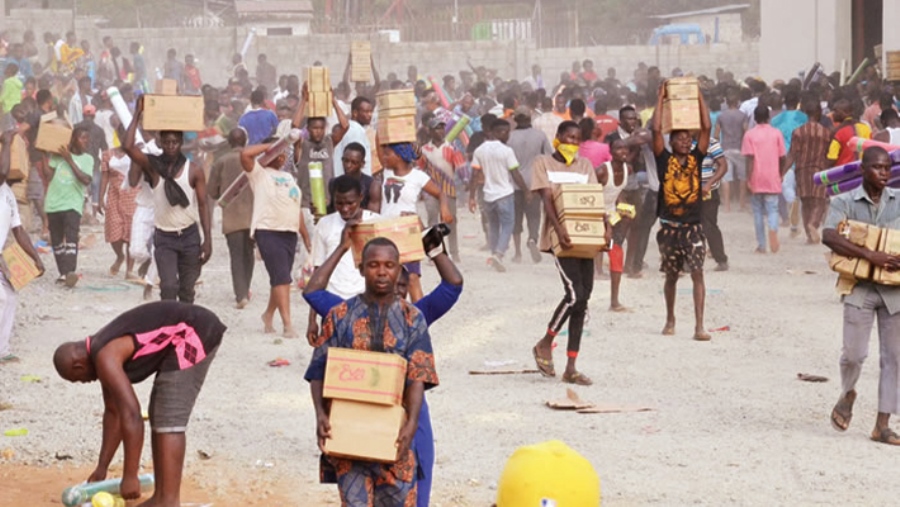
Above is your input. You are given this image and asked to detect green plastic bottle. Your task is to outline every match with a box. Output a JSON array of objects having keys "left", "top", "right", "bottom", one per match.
[{"left": 309, "top": 161, "right": 327, "bottom": 216}]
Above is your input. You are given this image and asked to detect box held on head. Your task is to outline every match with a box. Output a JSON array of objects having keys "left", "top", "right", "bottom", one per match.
[
  {"left": 142, "top": 95, "right": 204, "bottom": 132},
  {"left": 350, "top": 215, "right": 425, "bottom": 266},
  {"left": 154, "top": 79, "right": 178, "bottom": 95},
  {"left": 323, "top": 348, "right": 407, "bottom": 406},
  {"left": 324, "top": 399, "right": 406, "bottom": 463}
]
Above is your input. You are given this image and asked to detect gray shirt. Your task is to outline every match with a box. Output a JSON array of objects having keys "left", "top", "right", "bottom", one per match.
[
  {"left": 825, "top": 186, "right": 900, "bottom": 314},
  {"left": 507, "top": 127, "right": 553, "bottom": 187},
  {"left": 717, "top": 109, "right": 746, "bottom": 151}
]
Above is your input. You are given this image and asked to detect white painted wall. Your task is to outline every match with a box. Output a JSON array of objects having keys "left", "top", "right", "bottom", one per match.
[
  {"left": 882, "top": 0, "right": 900, "bottom": 75},
  {"left": 759, "top": 0, "right": 852, "bottom": 82}
]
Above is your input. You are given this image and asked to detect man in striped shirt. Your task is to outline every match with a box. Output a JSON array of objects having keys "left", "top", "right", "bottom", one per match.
[
  {"left": 698, "top": 137, "right": 729, "bottom": 271},
  {"left": 419, "top": 116, "right": 466, "bottom": 262},
  {"left": 784, "top": 99, "right": 832, "bottom": 244}
]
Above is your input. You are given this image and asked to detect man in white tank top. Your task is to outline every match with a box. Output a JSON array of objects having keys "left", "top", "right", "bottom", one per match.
[
  {"left": 124, "top": 97, "right": 212, "bottom": 303},
  {"left": 874, "top": 108, "right": 900, "bottom": 147}
]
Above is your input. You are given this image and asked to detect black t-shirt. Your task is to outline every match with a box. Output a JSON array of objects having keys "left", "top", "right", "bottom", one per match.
[
  {"left": 88, "top": 301, "right": 226, "bottom": 383},
  {"left": 466, "top": 131, "right": 487, "bottom": 157},
  {"left": 655, "top": 147, "right": 706, "bottom": 225}
]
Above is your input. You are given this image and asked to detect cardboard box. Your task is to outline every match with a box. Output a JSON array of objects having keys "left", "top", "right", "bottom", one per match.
[
  {"left": 666, "top": 77, "right": 700, "bottom": 100},
  {"left": 828, "top": 220, "right": 882, "bottom": 280},
  {"left": 549, "top": 213, "right": 607, "bottom": 258},
  {"left": 323, "top": 348, "right": 408, "bottom": 405},
  {"left": 552, "top": 184, "right": 605, "bottom": 216},
  {"left": 325, "top": 399, "right": 406, "bottom": 463},
  {"left": 142, "top": 95, "right": 204, "bottom": 132},
  {"left": 307, "top": 66, "right": 331, "bottom": 92},
  {"left": 306, "top": 90, "right": 333, "bottom": 118},
  {"left": 0, "top": 135, "right": 30, "bottom": 180},
  {"left": 35, "top": 120, "right": 73, "bottom": 154},
  {"left": 349, "top": 215, "right": 425, "bottom": 266},
  {"left": 662, "top": 99, "right": 701, "bottom": 133},
  {"left": 154, "top": 79, "right": 178, "bottom": 95},
  {"left": 376, "top": 116, "right": 417, "bottom": 144},
  {"left": 875, "top": 228, "right": 900, "bottom": 285},
  {"left": 367, "top": 128, "right": 382, "bottom": 174},
  {"left": 351, "top": 41, "right": 372, "bottom": 82},
  {"left": 1, "top": 243, "right": 41, "bottom": 291},
  {"left": 377, "top": 90, "right": 416, "bottom": 111}
]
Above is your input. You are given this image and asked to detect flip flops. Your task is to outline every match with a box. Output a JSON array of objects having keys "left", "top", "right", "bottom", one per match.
[{"left": 532, "top": 346, "right": 555, "bottom": 378}]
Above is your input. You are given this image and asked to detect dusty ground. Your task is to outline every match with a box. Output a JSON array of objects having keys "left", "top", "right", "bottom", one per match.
[{"left": 2, "top": 206, "right": 900, "bottom": 506}]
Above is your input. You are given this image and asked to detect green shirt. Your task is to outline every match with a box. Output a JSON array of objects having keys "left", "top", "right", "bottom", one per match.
[
  {"left": 45, "top": 153, "right": 94, "bottom": 215},
  {"left": 0, "top": 76, "right": 23, "bottom": 114}
]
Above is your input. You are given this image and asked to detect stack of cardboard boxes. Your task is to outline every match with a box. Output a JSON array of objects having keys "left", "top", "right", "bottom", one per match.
[
  {"left": 375, "top": 89, "right": 417, "bottom": 144},
  {"left": 828, "top": 219, "right": 900, "bottom": 286},
  {"left": 323, "top": 348, "right": 408, "bottom": 462},
  {"left": 549, "top": 184, "right": 607, "bottom": 258},
  {"left": 307, "top": 66, "right": 333, "bottom": 118},
  {"left": 662, "top": 77, "right": 701, "bottom": 133},
  {"left": 351, "top": 41, "right": 372, "bottom": 82}
]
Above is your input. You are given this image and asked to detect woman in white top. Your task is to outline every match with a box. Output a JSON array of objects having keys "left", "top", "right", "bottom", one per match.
[
  {"left": 241, "top": 136, "right": 311, "bottom": 338},
  {"left": 596, "top": 139, "right": 631, "bottom": 312},
  {"left": 368, "top": 141, "right": 452, "bottom": 301}
]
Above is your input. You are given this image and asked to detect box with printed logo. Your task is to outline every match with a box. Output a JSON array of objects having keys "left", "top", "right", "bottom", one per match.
[
  {"left": 552, "top": 184, "right": 605, "bottom": 216},
  {"left": 666, "top": 77, "right": 700, "bottom": 100},
  {"left": 351, "top": 41, "right": 372, "bottom": 82},
  {"left": 549, "top": 213, "right": 607, "bottom": 258},
  {"left": 828, "top": 219, "right": 881, "bottom": 281},
  {"left": 323, "top": 348, "right": 408, "bottom": 406}
]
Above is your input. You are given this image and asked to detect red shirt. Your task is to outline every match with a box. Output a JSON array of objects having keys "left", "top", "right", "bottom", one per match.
[{"left": 594, "top": 115, "right": 619, "bottom": 140}]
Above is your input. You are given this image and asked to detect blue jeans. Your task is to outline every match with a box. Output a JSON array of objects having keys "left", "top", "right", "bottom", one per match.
[
  {"left": 484, "top": 193, "right": 514, "bottom": 258},
  {"left": 751, "top": 193, "right": 779, "bottom": 250}
]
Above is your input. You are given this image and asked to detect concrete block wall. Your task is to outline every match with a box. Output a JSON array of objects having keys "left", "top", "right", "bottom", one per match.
[{"left": 2, "top": 10, "right": 760, "bottom": 91}]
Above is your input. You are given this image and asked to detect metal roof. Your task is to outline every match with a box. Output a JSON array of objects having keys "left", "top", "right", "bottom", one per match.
[
  {"left": 234, "top": 1, "right": 313, "bottom": 14},
  {"left": 649, "top": 3, "right": 751, "bottom": 20}
]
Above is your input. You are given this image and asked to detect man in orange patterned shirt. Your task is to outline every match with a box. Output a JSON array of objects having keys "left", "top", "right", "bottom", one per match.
[{"left": 305, "top": 237, "right": 439, "bottom": 506}]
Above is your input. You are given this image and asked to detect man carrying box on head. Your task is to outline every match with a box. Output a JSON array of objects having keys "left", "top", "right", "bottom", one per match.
[
  {"left": 651, "top": 80, "right": 712, "bottom": 342},
  {"left": 823, "top": 146, "right": 900, "bottom": 446},
  {"left": 124, "top": 96, "right": 212, "bottom": 304},
  {"left": 305, "top": 237, "right": 439, "bottom": 506},
  {"left": 531, "top": 120, "right": 608, "bottom": 387}
]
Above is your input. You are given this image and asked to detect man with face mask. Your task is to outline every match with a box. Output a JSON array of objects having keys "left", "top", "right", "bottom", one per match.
[
  {"left": 333, "top": 96, "right": 374, "bottom": 177},
  {"left": 124, "top": 97, "right": 212, "bottom": 304},
  {"left": 530, "top": 121, "right": 607, "bottom": 387}
]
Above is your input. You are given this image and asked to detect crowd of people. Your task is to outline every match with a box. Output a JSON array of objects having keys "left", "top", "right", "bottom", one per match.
[{"left": 3, "top": 27, "right": 900, "bottom": 506}]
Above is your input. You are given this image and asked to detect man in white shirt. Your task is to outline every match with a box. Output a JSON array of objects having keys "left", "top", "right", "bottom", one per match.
[
  {"left": 0, "top": 131, "right": 45, "bottom": 363},
  {"left": 468, "top": 118, "right": 529, "bottom": 272},
  {"left": 306, "top": 175, "right": 377, "bottom": 344},
  {"left": 332, "top": 96, "right": 374, "bottom": 177}
]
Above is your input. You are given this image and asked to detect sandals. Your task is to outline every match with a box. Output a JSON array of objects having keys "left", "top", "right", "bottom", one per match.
[
  {"left": 830, "top": 391, "right": 856, "bottom": 432},
  {"left": 870, "top": 427, "right": 900, "bottom": 446},
  {"left": 532, "top": 346, "right": 555, "bottom": 378},
  {"left": 562, "top": 371, "right": 593, "bottom": 386}
]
